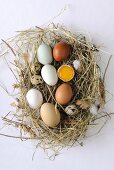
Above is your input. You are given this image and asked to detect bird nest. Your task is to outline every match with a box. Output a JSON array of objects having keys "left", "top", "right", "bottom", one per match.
[{"left": 0, "top": 23, "right": 109, "bottom": 158}]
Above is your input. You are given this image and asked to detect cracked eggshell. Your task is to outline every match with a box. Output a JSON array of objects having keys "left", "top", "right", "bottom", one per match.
[
  {"left": 90, "top": 104, "right": 98, "bottom": 115},
  {"left": 37, "top": 43, "right": 53, "bottom": 65},
  {"left": 41, "top": 64, "right": 58, "bottom": 86},
  {"left": 26, "top": 88, "right": 43, "bottom": 109},
  {"left": 73, "top": 60, "right": 81, "bottom": 70}
]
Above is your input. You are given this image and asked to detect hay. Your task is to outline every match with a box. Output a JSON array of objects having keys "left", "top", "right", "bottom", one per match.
[{"left": 0, "top": 23, "right": 109, "bottom": 157}]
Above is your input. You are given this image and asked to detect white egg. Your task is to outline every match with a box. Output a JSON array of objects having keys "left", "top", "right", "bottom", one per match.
[
  {"left": 65, "top": 104, "right": 77, "bottom": 116},
  {"left": 37, "top": 43, "right": 53, "bottom": 65},
  {"left": 26, "top": 88, "right": 43, "bottom": 109},
  {"left": 41, "top": 64, "right": 58, "bottom": 86},
  {"left": 90, "top": 104, "right": 98, "bottom": 115},
  {"left": 73, "top": 60, "right": 81, "bottom": 70}
]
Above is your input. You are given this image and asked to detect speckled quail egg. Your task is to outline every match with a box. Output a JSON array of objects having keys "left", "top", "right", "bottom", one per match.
[
  {"left": 30, "top": 75, "right": 43, "bottom": 85},
  {"left": 30, "top": 62, "right": 41, "bottom": 74},
  {"left": 65, "top": 104, "right": 78, "bottom": 116}
]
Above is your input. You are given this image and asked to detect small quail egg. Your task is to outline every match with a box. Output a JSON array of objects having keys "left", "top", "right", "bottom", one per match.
[
  {"left": 65, "top": 104, "right": 78, "bottom": 116},
  {"left": 30, "top": 75, "right": 43, "bottom": 85},
  {"left": 30, "top": 63, "right": 41, "bottom": 74}
]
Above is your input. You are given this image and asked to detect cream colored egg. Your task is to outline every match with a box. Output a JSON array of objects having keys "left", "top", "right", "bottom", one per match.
[{"left": 40, "top": 103, "right": 60, "bottom": 127}]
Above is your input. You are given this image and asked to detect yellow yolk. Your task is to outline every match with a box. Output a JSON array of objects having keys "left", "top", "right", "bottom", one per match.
[{"left": 58, "top": 65, "right": 74, "bottom": 82}]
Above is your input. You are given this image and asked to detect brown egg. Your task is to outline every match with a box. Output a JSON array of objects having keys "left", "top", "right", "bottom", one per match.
[
  {"left": 40, "top": 103, "right": 60, "bottom": 127},
  {"left": 55, "top": 83, "right": 73, "bottom": 105},
  {"left": 53, "top": 41, "right": 71, "bottom": 61}
]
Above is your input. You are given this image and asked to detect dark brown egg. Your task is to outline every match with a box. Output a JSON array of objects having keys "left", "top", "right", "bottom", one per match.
[
  {"left": 55, "top": 83, "right": 73, "bottom": 105},
  {"left": 53, "top": 41, "right": 71, "bottom": 61}
]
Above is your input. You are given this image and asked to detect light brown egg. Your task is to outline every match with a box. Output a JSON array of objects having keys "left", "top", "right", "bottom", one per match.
[
  {"left": 53, "top": 41, "right": 71, "bottom": 61},
  {"left": 40, "top": 103, "right": 60, "bottom": 127},
  {"left": 55, "top": 83, "right": 73, "bottom": 105}
]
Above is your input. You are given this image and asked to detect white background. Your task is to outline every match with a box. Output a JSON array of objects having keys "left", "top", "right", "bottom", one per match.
[{"left": 0, "top": 0, "right": 114, "bottom": 170}]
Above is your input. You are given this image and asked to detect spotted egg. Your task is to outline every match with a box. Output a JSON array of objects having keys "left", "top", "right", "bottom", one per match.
[
  {"left": 65, "top": 104, "right": 78, "bottom": 116},
  {"left": 30, "top": 75, "right": 43, "bottom": 85}
]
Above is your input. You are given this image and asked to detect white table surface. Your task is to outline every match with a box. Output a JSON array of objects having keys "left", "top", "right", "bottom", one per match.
[{"left": 0, "top": 0, "right": 114, "bottom": 169}]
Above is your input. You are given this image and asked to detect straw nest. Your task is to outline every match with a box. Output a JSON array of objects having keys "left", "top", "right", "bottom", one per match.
[{"left": 0, "top": 23, "right": 108, "bottom": 157}]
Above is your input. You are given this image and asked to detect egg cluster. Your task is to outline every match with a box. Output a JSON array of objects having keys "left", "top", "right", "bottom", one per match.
[{"left": 26, "top": 41, "right": 84, "bottom": 128}]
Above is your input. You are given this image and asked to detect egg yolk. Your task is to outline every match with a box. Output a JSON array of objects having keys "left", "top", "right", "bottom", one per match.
[{"left": 58, "top": 65, "right": 74, "bottom": 82}]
